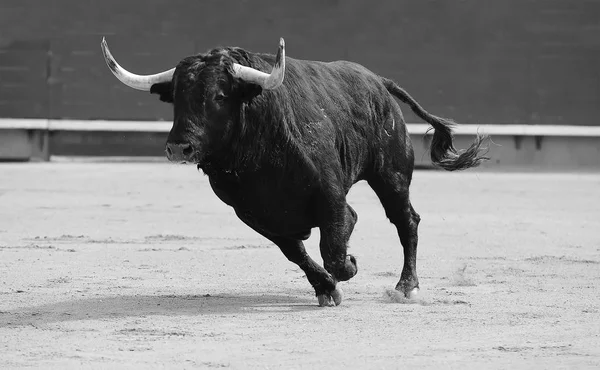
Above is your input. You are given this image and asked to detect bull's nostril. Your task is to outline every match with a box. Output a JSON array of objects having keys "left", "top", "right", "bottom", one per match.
[
  {"left": 165, "top": 145, "right": 173, "bottom": 157},
  {"left": 182, "top": 145, "right": 193, "bottom": 157}
]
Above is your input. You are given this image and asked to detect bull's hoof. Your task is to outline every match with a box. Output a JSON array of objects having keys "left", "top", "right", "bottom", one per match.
[
  {"left": 405, "top": 287, "right": 419, "bottom": 300},
  {"left": 317, "top": 287, "right": 343, "bottom": 307},
  {"left": 395, "top": 279, "right": 419, "bottom": 300},
  {"left": 335, "top": 255, "right": 358, "bottom": 282}
]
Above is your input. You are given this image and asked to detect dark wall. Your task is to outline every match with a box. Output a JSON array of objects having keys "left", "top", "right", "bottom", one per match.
[{"left": 1, "top": 0, "right": 599, "bottom": 125}]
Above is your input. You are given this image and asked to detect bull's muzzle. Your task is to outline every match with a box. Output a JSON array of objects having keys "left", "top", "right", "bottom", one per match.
[{"left": 165, "top": 142, "right": 195, "bottom": 163}]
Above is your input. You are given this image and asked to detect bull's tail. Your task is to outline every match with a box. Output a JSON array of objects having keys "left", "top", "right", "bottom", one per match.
[{"left": 382, "top": 77, "right": 489, "bottom": 171}]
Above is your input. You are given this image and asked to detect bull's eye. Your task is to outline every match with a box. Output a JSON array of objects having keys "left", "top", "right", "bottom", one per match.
[{"left": 215, "top": 93, "right": 228, "bottom": 102}]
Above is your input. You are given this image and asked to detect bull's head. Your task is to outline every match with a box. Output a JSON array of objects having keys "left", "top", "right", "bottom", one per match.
[{"left": 101, "top": 38, "right": 286, "bottom": 164}]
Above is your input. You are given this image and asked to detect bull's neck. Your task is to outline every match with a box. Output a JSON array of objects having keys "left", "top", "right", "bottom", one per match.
[{"left": 202, "top": 99, "right": 294, "bottom": 175}]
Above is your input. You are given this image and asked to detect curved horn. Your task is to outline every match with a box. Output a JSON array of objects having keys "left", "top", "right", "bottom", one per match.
[
  {"left": 101, "top": 38, "right": 175, "bottom": 91},
  {"left": 231, "top": 38, "right": 285, "bottom": 90}
]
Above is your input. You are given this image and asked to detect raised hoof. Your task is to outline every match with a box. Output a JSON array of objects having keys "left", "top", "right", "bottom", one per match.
[
  {"left": 335, "top": 255, "right": 358, "bottom": 282},
  {"left": 317, "top": 287, "right": 343, "bottom": 307}
]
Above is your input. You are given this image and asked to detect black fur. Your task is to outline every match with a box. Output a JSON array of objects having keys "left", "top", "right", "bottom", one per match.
[
  {"left": 151, "top": 45, "right": 489, "bottom": 305},
  {"left": 150, "top": 82, "right": 173, "bottom": 103}
]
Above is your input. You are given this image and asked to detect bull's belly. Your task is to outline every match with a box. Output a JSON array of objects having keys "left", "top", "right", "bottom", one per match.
[{"left": 208, "top": 175, "right": 316, "bottom": 238}]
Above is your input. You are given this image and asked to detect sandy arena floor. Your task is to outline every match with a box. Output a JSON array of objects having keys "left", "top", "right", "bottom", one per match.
[{"left": 1, "top": 162, "right": 599, "bottom": 369}]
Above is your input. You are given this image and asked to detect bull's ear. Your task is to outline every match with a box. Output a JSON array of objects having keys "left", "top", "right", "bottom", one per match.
[
  {"left": 238, "top": 82, "right": 263, "bottom": 103},
  {"left": 150, "top": 82, "right": 173, "bottom": 103}
]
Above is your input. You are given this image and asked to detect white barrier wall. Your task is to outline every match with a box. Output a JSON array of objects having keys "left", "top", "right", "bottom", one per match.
[{"left": 1, "top": 119, "right": 599, "bottom": 169}]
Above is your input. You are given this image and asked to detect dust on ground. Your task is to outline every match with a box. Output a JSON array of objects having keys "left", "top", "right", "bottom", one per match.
[{"left": 1, "top": 162, "right": 599, "bottom": 369}]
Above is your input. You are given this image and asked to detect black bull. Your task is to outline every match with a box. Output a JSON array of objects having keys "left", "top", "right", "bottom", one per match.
[{"left": 103, "top": 38, "right": 488, "bottom": 306}]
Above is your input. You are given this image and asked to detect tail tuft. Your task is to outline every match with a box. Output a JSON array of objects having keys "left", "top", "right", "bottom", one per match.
[
  {"left": 382, "top": 77, "right": 490, "bottom": 171},
  {"left": 427, "top": 121, "right": 490, "bottom": 171}
]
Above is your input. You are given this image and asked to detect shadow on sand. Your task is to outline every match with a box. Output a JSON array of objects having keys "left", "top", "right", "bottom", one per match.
[{"left": 0, "top": 293, "right": 320, "bottom": 327}]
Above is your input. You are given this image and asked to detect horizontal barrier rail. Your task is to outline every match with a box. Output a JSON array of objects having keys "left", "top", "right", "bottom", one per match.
[
  {"left": 406, "top": 123, "right": 600, "bottom": 137},
  {"left": 2, "top": 118, "right": 600, "bottom": 137},
  {"left": 1, "top": 118, "right": 599, "bottom": 167}
]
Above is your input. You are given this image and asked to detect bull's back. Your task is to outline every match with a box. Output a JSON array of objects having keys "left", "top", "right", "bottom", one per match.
[
  {"left": 284, "top": 58, "right": 389, "bottom": 118},
  {"left": 271, "top": 56, "right": 399, "bottom": 185},
  {"left": 256, "top": 53, "right": 391, "bottom": 123}
]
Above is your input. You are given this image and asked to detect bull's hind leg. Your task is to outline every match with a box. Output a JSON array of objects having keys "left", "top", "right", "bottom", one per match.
[{"left": 368, "top": 173, "right": 421, "bottom": 298}]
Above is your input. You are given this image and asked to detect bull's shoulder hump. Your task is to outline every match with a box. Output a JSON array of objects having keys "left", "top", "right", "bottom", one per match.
[
  {"left": 325, "top": 60, "right": 374, "bottom": 72},
  {"left": 297, "top": 59, "right": 379, "bottom": 78},
  {"left": 291, "top": 59, "right": 373, "bottom": 73}
]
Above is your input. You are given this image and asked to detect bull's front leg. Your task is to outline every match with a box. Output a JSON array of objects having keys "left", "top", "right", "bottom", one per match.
[
  {"left": 316, "top": 197, "right": 359, "bottom": 307},
  {"left": 234, "top": 210, "right": 339, "bottom": 306}
]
